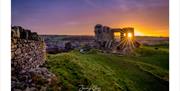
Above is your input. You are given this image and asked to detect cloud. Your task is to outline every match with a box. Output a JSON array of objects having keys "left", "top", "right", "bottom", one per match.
[{"left": 84, "top": 0, "right": 97, "bottom": 8}]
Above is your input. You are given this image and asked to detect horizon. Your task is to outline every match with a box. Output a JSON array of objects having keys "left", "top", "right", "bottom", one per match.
[
  {"left": 39, "top": 34, "right": 169, "bottom": 38},
  {"left": 12, "top": 0, "right": 169, "bottom": 37}
]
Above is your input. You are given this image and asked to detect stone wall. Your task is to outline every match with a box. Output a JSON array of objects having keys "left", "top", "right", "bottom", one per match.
[
  {"left": 11, "top": 26, "right": 61, "bottom": 91},
  {"left": 94, "top": 24, "right": 114, "bottom": 42},
  {"left": 11, "top": 26, "right": 46, "bottom": 72}
]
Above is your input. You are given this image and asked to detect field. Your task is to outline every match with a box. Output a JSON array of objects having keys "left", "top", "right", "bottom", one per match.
[{"left": 45, "top": 44, "right": 169, "bottom": 91}]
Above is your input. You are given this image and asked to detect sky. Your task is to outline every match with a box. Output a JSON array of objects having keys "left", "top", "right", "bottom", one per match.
[{"left": 12, "top": 0, "right": 169, "bottom": 37}]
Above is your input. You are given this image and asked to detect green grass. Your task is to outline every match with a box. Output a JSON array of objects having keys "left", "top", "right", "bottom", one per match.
[{"left": 45, "top": 46, "right": 169, "bottom": 91}]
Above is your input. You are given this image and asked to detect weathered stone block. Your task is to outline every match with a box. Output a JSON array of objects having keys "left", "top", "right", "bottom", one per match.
[
  {"left": 15, "top": 48, "right": 21, "bottom": 55},
  {"left": 16, "top": 26, "right": 23, "bottom": 38},
  {"left": 31, "top": 32, "right": 38, "bottom": 40}
]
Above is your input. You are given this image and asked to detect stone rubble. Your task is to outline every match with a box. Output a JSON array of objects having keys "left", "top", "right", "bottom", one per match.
[{"left": 12, "top": 67, "right": 60, "bottom": 91}]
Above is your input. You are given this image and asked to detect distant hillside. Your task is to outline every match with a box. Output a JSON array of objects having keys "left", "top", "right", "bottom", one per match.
[
  {"left": 135, "top": 36, "right": 169, "bottom": 47},
  {"left": 41, "top": 35, "right": 168, "bottom": 42},
  {"left": 41, "top": 35, "right": 94, "bottom": 41},
  {"left": 41, "top": 35, "right": 169, "bottom": 47}
]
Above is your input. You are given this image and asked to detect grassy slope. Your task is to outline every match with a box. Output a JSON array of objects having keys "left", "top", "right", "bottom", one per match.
[{"left": 45, "top": 46, "right": 169, "bottom": 91}]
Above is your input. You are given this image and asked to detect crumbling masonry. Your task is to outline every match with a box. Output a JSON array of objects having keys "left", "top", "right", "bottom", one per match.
[{"left": 94, "top": 24, "right": 140, "bottom": 54}]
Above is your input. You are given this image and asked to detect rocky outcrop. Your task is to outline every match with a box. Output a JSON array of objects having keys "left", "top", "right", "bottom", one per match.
[{"left": 11, "top": 26, "right": 59, "bottom": 91}]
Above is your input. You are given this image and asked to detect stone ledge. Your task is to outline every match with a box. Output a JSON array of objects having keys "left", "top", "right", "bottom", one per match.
[{"left": 11, "top": 26, "right": 43, "bottom": 41}]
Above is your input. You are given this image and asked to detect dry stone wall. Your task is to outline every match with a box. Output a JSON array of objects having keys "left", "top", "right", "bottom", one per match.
[
  {"left": 11, "top": 26, "right": 60, "bottom": 91},
  {"left": 11, "top": 26, "right": 46, "bottom": 73}
]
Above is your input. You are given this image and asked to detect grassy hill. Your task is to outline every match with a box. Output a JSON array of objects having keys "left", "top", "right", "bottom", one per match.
[{"left": 45, "top": 46, "right": 169, "bottom": 91}]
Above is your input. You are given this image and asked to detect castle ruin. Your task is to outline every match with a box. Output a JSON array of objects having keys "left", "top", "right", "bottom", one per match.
[{"left": 94, "top": 24, "right": 140, "bottom": 54}]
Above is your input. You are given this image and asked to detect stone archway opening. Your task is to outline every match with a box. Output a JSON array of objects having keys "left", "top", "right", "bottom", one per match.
[{"left": 114, "top": 32, "right": 121, "bottom": 41}]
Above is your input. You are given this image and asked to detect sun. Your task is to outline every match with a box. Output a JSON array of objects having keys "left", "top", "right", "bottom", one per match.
[{"left": 128, "top": 33, "right": 132, "bottom": 38}]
